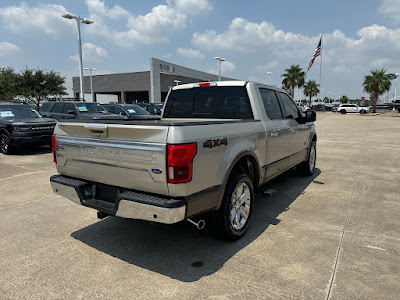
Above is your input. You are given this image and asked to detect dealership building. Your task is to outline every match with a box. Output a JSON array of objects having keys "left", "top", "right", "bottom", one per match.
[{"left": 72, "top": 57, "right": 234, "bottom": 104}]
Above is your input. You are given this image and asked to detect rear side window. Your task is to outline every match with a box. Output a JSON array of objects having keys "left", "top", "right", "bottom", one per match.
[
  {"left": 63, "top": 103, "right": 75, "bottom": 113},
  {"left": 259, "top": 88, "right": 283, "bottom": 120},
  {"left": 277, "top": 92, "right": 299, "bottom": 120},
  {"left": 40, "top": 102, "right": 52, "bottom": 112},
  {"left": 51, "top": 103, "right": 64, "bottom": 113},
  {"left": 164, "top": 86, "right": 253, "bottom": 119}
]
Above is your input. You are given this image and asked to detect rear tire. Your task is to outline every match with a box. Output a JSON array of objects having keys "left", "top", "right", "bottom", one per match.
[
  {"left": 215, "top": 171, "right": 254, "bottom": 240},
  {"left": 340, "top": 110, "right": 346, "bottom": 114},
  {"left": 0, "top": 134, "right": 13, "bottom": 154},
  {"left": 297, "top": 140, "right": 316, "bottom": 176}
]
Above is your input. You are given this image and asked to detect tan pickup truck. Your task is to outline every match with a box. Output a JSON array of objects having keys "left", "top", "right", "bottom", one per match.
[{"left": 50, "top": 81, "right": 317, "bottom": 239}]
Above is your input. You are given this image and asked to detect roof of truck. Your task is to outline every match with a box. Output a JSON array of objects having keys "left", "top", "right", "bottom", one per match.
[{"left": 172, "top": 81, "right": 248, "bottom": 90}]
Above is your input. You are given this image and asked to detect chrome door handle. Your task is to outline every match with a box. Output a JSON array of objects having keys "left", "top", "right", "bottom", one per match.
[{"left": 270, "top": 132, "right": 279, "bottom": 137}]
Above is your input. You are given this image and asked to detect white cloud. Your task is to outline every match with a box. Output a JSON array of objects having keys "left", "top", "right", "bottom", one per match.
[
  {"left": 177, "top": 48, "right": 204, "bottom": 59},
  {"left": 169, "top": 0, "right": 212, "bottom": 16},
  {"left": 379, "top": 0, "right": 400, "bottom": 25},
  {"left": 207, "top": 60, "right": 236, "bottom": 75},
  {"left": 0, "top": 2, "right": 71, "bottom": 37},
  {"left": 192, "top": 18, "right": 400, "bottom": 97},
  {"left": 256, "top": 61, "right": 279, "bottom": 72},
  {"left": 70, "top": 43, "right": 108, "bottom": 62},
  {"left": 0, "top": 42, "right": 20, "bottom": 56},
  {"left": 85, "top": 0, "right": 188, "bottom": 47}
]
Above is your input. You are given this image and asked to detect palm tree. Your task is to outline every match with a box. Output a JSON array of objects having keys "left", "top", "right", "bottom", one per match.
[
  {"left": 363, "top": 69, "right": 391, "bottom": 113},
  {"left": 303, "top": 80, "right": 320, "bottom": 106},
  {"left": 281, "top": 65, "right": 306, "bottom": 98},
  {"left": 339, "top": 95, "right": 349, "bottom": 104}
]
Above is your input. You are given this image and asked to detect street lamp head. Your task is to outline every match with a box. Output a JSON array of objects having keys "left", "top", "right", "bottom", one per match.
[
  {"left": 62, "top": 13, "right": 76, "bottom": 19},
  {"left": 396, "top": 72, "right": 400, "bottom": 76},
  {"left": 81, "top": 18, "right": 94, "bottom": 24},
  {"left": 266, "top": 72, "right": 272, "bottom": 75},
  {"left": 214, "top": 56, "right": 225, "bottom": 61}
]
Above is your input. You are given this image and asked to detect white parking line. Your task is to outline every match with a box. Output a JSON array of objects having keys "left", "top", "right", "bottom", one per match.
[
  {"left": 365, "top": 245, "right": 387, "bottom": 251},
  {"left": 0, "top": 171, "right": 44, "bottom": 181}
]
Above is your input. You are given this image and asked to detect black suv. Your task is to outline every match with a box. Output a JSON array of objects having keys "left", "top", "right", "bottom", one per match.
[
  {"left": 102, "top": 103, "right": 160, "bottom": 120},
  {"left": 0, "top": 103, "right": 56, "bottom": 154},
  {"left": 40, "top": 101, "right": 125, "bottom": 120},
  {"left": 137, "top": 103, "right": 162, "bottom": 115}
]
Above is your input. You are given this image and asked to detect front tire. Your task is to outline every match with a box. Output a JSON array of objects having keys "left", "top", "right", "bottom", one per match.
[
  {"left": 297, "top": 140, "right": 316, "bottom": 176},
  {"left": 216, "top": 171, "right": 254, "bottom": 240},
  {"left": 0, "top": 134, "right": 13, "bottom": 154}
]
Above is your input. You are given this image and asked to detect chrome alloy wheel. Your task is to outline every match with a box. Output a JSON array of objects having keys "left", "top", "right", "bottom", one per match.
[
  {"left": 309, "top": 144, "right": 316, "bottom": 172},
  {"left": 230, "top": 182, "right": 251, "bottom": 230}
]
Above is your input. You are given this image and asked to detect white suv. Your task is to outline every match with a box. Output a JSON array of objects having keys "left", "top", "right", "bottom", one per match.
[{"left": 338, "top": 104, "right": 369, "bottom": 114}]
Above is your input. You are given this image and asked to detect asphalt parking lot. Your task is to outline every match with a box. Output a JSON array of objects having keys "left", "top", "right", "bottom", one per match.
[{"left": 1, "top": 111, "right": 399, "bottom": 299}]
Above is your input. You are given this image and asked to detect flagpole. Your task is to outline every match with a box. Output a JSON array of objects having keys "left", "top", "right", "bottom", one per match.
[{"left": 319, "top": 35, "right": 323, "bottom": 102}]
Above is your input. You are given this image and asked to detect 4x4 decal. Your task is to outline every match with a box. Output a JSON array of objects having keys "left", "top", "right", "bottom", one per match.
[{"left": 203, "top": 138, "right": 227, "bottom": 148}]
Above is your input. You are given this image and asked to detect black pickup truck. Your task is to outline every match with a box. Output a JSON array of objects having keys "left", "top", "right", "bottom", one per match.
[{"left": 0, "top": 103, "right": 56, "bottom": 154}]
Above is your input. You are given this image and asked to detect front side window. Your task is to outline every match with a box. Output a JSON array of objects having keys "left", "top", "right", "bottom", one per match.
[
  {"left": 259, "top": 88, "right": 283, "bottom": 120},
  {"left": 277, "top": 92, "right": 300, "bottom": 120}
]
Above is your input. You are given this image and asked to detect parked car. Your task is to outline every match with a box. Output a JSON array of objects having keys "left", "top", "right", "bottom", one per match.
[
  {"left": 375, "top": 103, "right": 393, "bottom": 110},
  {"left": 331, "top": 104, "right": 340, "bottom": 112},
  {"left": 102, "top": 103, "right": 160, "bottom": 120},
  {"left": 0, "top": 103, "right": 56, "bottom": 154},
  {"left": 296, "top": 102, "right": 309, "bottom": 113},
  {"left": 156, "top": 103, "right": 164, "bottom": 113},
  {"left": 324, "top": 104, "right": 333, "bottom": 111},
  {"left": 138, "top": 103, "right": 162, "bottom": 115},
  {"left": 393, "top": 100, "right": 400, "bottom": 112},
  {"left": 337, "top": 104, "right": 369, "bottom": 114},
  {"left": 50, "top": 81, "right": 317, "bottom": 240},
  {"left": 40, "top": 101, "right": 125, "bottom": 120},
  {"left": 310, "top": 104, "right": 326, "bottom": 111}
]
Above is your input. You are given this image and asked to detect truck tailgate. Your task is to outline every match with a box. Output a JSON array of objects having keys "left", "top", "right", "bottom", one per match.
[{"left": 54, "top": 122, "right": 169, "bottom": 195}]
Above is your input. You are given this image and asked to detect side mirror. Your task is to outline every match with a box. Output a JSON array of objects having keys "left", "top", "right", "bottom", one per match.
[
  {"left": 305, "top": 110, "right": 316, "bottom": 122},
  {"left": 67, "top": 110, "right": 75, "bottom": 115},
  {"left": 119, "top": 111, "right": 127, "bottom": 116}
]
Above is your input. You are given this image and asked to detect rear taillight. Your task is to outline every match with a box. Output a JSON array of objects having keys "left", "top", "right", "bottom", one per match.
[
  {"left": 52, "top": 135, "right": 57, "bottom": 164},
  {"left": 167, "top": 143, "right": 197, "bottom": 184}
]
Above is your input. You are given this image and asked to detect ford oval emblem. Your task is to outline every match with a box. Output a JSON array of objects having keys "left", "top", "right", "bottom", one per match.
[{"left": 151, "top": 168, "right": 162, "bottom": 174}]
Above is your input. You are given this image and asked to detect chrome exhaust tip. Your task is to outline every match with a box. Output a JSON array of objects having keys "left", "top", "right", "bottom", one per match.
[{"left": 187, "top": 218, "right": 205, "bottom": 230}]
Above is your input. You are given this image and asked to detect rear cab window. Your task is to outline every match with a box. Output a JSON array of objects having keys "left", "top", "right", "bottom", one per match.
[{"left": 164, "top": 86, "right": 253, "bottom": 119}]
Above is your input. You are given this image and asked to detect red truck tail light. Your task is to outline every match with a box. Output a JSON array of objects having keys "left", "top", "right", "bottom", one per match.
[
  {"left": 167, "top": 143, "right": 197, "bottom": 184},
  {"left": 52, "top": 135, "right": 57, "bottom": 164}
]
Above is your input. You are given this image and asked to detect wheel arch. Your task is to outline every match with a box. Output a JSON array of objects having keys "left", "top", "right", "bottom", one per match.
[{"left": 215, "top": 151, "right": 261, "bottom": 211}]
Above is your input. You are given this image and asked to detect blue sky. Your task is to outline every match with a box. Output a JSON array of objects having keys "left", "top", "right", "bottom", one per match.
[{"left": 1, "top": 0, "right": 400, "bottom": 100}]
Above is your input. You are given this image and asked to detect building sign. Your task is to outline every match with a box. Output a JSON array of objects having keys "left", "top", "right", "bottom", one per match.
[{"left": 159, "top": 63, "right": 176, "bottom": 74}]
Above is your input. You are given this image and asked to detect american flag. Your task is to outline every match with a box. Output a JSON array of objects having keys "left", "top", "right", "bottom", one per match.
[{"left": 307, "top": 37, "right": 322, "bottom": 72}]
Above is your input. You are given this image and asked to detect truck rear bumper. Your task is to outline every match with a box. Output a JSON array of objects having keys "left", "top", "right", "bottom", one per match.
[{"left": 50, "top": 175, "right": 186, "bottom": 224}]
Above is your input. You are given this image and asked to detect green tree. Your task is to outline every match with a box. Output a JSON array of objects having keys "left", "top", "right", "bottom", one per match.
[
  {"left": 281, "top": 65, "right": 306, "bottom": 98},
  {"left": 339, "top": 95, "right": 349, "bottom": 104},
  {"left": 19, "top": 68, "right": 67, "bottom": 107},
  {"left": 0, "top": 67, "right": 20, "bottom": 101},
  {"left": 303, "top": 80, "right": 320, "bottom": 106},
  {"left": 363, "top": 69, "right": 391, "bottom": 113}
]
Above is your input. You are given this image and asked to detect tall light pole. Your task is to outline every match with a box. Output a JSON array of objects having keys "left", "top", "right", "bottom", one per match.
[
  {"left": 267, "top": 72, "right": 272, "bottom": 85},
  {"left": 62, "top": 12, "right": 94, "bottom": 101},
  {"left": 214, "top": 56, "right": 225, "bottom": 81},
  {"left": 84, "top": 67, "right": 96, "bottom": 102}
]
